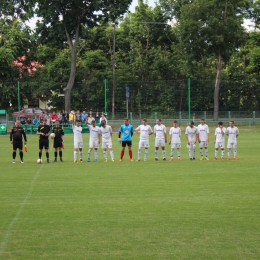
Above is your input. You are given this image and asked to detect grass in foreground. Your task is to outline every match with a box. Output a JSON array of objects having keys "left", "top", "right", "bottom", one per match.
[{"left": 0, "top": 129, "right": 260, "bottom": 259}]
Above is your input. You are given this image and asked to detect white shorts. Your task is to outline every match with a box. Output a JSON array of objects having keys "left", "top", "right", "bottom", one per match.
[
  {"left": 155, "top": 139, "right": 165, "bottom": 147},
  {"left": 139, "top": 139, "right": 149, "bottom": 149},
  {"left": 102, "top": 141, "right": 112, "bottom": 149},
  {"left": 74, "top": 142, "right": 83, "bottom": 149},
  {"left": 187, "top": 142, "right": 196, "bottom": 149},
  {"left": 215, "top": 142, "right": 225, "bottom": 149},
  {"left": 171, "top": 143, "right": 181, "bottom": 149},
  {"left": 199, "top": 141, "right": 208, "bottom": 148},
  {"left": 89, "top": 139, "right": 99, "bottom": 149},
  {"left": 227, "top": 142, "right": 237, "bottom": 149}
]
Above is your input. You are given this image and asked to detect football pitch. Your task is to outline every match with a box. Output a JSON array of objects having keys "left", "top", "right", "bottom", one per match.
[{"left": 0, "top": 129, "right": 260, "bottom": 259}]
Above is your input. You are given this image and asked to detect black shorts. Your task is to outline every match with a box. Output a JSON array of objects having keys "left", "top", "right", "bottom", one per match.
[
  {"left": 122, "top": 141, "right": 132, "bottom": 147},
  {"left": 53, "top": 138, "right": 62, "bottom": 148},
  {"left": 13, "top": 141, "right": 23, "bottom": 150},
  {"left": 39, "top": 139, "right": 49, "bottom": 150}
]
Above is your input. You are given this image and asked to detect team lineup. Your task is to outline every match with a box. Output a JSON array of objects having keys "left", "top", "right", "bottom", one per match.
[{"left": 10, "top": 114, "right": 239, "bottom": 163}]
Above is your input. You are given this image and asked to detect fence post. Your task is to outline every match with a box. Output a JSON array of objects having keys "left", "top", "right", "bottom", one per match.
[
  {"left": 228, "top": 111, "right": 231, "bottom": 121},
  {"left": 130, "top": 112, "right": 133, "bottom": 125},
  {"left": 253, "top": 111, "right": 255, "bottom": 125},
  {"left": 179, "top": 111, "right": 182, "bottom": 125},
  {"left": 204, "top": 111, "right": 206, "bottom": 121},
  {"left": 154, "top": 112, "right": 157, "bottom": 124}
]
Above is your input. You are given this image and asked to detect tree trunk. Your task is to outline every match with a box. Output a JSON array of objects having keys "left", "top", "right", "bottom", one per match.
[
  {"left": 213, "top": 49, "right": 222, "bottom": 121},
  {"left": 64, "top": 47, "right": 77, "bottom": 113}
]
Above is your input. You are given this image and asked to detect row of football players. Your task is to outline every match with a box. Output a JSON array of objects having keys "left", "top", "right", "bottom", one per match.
[
  {"left": 10, "top": 117, "right": 239, "bottom": 163},
  {"left": 71, "top": 117, "right": 239, "bottom": 163}
]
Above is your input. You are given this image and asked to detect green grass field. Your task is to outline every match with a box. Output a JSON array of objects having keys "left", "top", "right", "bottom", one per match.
[{"left": 0, "top": 128, "right": 260, "bottom": 259}]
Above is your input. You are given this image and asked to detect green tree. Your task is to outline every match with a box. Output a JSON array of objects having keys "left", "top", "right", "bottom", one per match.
[
  {"left": 27, "top": 0, "right": 132, "bottom": 113},
  {"left": 160, "top": 0, "right": 249, "bottom": 119}
]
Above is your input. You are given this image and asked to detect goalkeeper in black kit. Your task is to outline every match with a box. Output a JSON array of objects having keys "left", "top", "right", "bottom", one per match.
[
  {"left": 52, "top": 120, "right": 64, "bottom": 162},
  {"left": 10, "top": 120, "right": 27, "bottom": 163}
]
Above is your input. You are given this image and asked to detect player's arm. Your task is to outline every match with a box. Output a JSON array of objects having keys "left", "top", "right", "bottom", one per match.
[
  {"left": 164, "top": 126, "right": 167, "bottom": 142},
  {"left": 154, "top": 126, "right": 156, "bottom": 137},
  {"left": 135, "top": 126, "right": 140, "bottom": 132},
  {"left": 169, "top": 133, "right": 172, "bottom": 145},
  {"left": 236, "top": 129, "right": 239, "bottom": 138},
  {"left": 61, "top": 129, "right": 65, "bottom": 143},
  {"left": 37, "top": 126, "right": 43, "bottom": 136},
  {"left": 10, "top": 128, "right": 13, "bottom": 144},
  {"left": 214, "top": 133, "right": 217, "bottom": 143},
  {"left": 207, "top": 133, "right": 209, "bottom": 143},
  {"left": 118, "top": 126, "right": 122, "bottom": 143},
  {"left": 149, "top": 126, "right": 153, "bottom": 135},
  {"left": 22, "top": 129, "right": 27, "bottom": 144},
  {"left": 185, "top": 134, "right": 189, "bottom": 144},
  {"left": 131, "top": 126, "right": 134, "bottom": 136}
]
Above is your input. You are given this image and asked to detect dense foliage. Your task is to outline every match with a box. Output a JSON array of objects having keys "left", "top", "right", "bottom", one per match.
[{"left": 0, "top": 0, "right": 260, "bottom": 114}]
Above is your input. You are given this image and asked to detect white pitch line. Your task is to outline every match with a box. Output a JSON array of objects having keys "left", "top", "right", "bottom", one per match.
[{"left": 0, "top": 165, "right": 42, "bottom": 256}]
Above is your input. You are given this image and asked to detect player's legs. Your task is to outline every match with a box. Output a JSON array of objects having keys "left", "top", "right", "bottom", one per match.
[
  {"left": 199, "top": 142, "right": 204, "bottom": 159},
  {"left": 161, "top": 145, "right": 166, "bottom": 160},
  {"left": 144, "top": 148, "right": 148, "bottom": 161},
  {"left": 94, "top": 148, "right": 98, "bottom": 161},
  {"left": 214, "top": 147, "right": 219, "bottom": 160},
  {"left": 87, "top": 139, "right": 94, "bottom": 161},
  {"left": 137, "top": 140, "right": 143, "bottom": 161},
  {"left": 74, "top": 144, "right": 79, "bottom": 162},
  {"left": 12, "top": 143, "right": 18, "bottom": 163},
  {"left": 103, "top": 148, "right": 107, "bottom": 160},
  {"left": 43, "top": 140, "right": 50, "bottom": 163},
  {"left": 39, "top": 140, "right": 44, "bottom": 160},
  {"left": 79, "top": 148, "right": 83, "bottom": 161},
  {"left": 127, "top": 142, "right": 133, "bottom": 161},
  {"left": 109, "top": 147, "right": 114, "bottom": 161},
  {"left": 221, "top": 148, "right": 225, "bottom": 159},
  {"left": 154, "top": 139, "right": 161, "bottom": 160},
  {"left": 18, "top": 144, "right": 24, "bottom": 162},
  {"left": 120, "top": 141, "right": 127, "bottom": 161}
]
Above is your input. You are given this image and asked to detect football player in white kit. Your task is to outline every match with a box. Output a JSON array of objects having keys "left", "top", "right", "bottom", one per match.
[
  {"left": 154, "top": 118, "right": 167, "bottom": 161},
  {"left": 226, "top": 120, "right": 239, "bottom": 160},
  {"left": 169, "top": 120, "right": 182, "bottom": 161},
  {"left": 100, "top": 120, "right": 114, "bottom": 162},
  {"left": 135, "top": 118, "right": 153, "bottom": 161},
  {"left": 72, "top": 114, "right": 83, "bottom": 163},
  {"left": 86, "top": 119, "right": 101, "bottom": 162},
  {"left": 214, "top": 121, "right": 226, "bottom": 160},
  {"left": 185, "top": 121, "right": 198, "bottom": 160},
  {"left": 197, "top": 118, "right": 210, "bottom": 160}
]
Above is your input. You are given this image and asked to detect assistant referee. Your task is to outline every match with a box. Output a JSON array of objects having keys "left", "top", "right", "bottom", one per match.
[{"left": 10, "top": 120, "right": 27, "bottom": 163}]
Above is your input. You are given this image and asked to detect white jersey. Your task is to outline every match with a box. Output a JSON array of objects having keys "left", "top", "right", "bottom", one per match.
[
  {"left": 87, "top": 125, "right": 100, "bottom": 140},
  {"left": 154, "top": 124, "right": 166, "bottom": 139},
  {"left": 100, "top": 125, "right": 112, "bottom": 142},
  {"left": 197, "top": 124, "right": 209, "bottom": 141},
  {"left": 73, "top": 125, "right": 83, "bottom": 143},
  {"left": 226, "top": 126, "right": 239, "bottom": 143},
  {"left": 136, "top": 125, "right": 153, "bottom": 140},
  {"left": 215, "top": 127, "right": 226, "bottom": 143},
  {"left": 169, "top": 127, "right": 181, "bottom": 144},
  {"left": 185, "top": 126, "right": 198, "bottom": 142}
]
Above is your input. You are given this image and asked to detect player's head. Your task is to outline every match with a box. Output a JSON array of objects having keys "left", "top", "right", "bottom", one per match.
[
  {"left": 200, "top": 118, "right": 205, "bottom": 124},
  {"left": 189, "top": 120, "right": 194, "bottom": 127},
  {"left": 142, "top": 118, "right": 147, "bottom": 125},
  {"left": 156, "top": 118, "right": 162, "bottom": 125},
  {"left": 55, "top": 120, "right": 60, "bottom": 126},
  {"left": 124, "top": 118, "right": 129, "bottom": 125},
  {"left": 91, "top": 119, "right": 96, "bottom": 126},
  {"left": 218, "top": 121, "right": 223, "bottom": 127},
  {"left": 15, "top": 120, "right": 21, "bottom": 127},
  {"left": 101, "top": 120, "right": 106, "bottom": 128},
  {"left": 173, "top": 120, "right": 178, "bottom": 127},
  {"left": 229, "top": 120, "right": 234, "bottom": 127},
  {"left": 76, "top": 119, "right": 81, "bottom": 126},
  {"left": 43, "top": 118, "right": 47, "bottom": 125}
]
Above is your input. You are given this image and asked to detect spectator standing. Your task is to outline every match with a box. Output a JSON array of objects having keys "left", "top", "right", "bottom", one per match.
[
  {"left": 95, "top": 112, "right": 100, "bottom": 122},
  {"left": 81, "top": 111, "right": 87, "bottom": 122},
  {"left": 99, "top": 113, "right": 107, "bottom": 125}
]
